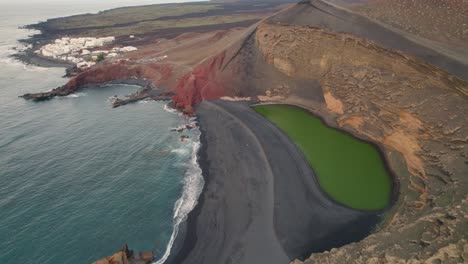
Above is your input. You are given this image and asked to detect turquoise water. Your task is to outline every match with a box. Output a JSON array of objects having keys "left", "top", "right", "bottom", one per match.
[
  {"left": 0, "top": 85, "right": 201, "bottom": 264},
  {"left": 0, "top": 2, "right": 203, "bottom": 264}
]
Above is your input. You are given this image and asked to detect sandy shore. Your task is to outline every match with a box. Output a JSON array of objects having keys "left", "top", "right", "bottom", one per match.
[{"left": 170, "top": 100, "right": 385, "bottom": 264}]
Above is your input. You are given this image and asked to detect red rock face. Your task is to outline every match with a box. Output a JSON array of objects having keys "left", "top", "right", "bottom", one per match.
[
  {"left": 173, "top": 51, "right": 229, "bottom": 114},
  {"left": 64, "top": 62, "right": 139, "bottom": 91},
  {"left": 64, "top": 63, "right": 133, "bottom": 90},
  {"left": 59, "top": 48, "right": 233, "bottom": 114},
  {"left": 62, "top": 61, "right": 175, "bottom": 93}
]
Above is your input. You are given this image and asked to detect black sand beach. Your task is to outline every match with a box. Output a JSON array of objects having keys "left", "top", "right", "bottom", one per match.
[{"left": 171, "top": 101, "right": 384, "bottom": 264}]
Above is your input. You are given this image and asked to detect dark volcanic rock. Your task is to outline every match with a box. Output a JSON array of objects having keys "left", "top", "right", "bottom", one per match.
[
  {"left": 93, "top": 244, "right": 153, "bottom": 264},
  {"left": 111, "top": 87, "right": 175, "bottom": 108},
  {"left": 21, "top": 88, "right": 73, "bottom": 101}
]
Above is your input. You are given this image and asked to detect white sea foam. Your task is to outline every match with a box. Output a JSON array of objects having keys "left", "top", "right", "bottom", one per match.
[
  {"left": 170, "top": 148, "right": 190, "bottom": 156},
  {"left": 163, "top": 103, "right": 182, "bottom": 116},
  {"left": 154, "top": 132, "right": 204, "bottom": 264},
  {"left": 0, "top": 56, "right": 16, "bottom": 65},
  {"left": 0, "top": 55, "right": 54, "bottom": 72},
  {"left": 61, "top": 92, "right": 87, "bottom": 98},
  {"left": 173, "top": 162, "right": 190, "bottom": 168},
  {"left": 138, "top": 99, "right": 153, "bottom": 104}
]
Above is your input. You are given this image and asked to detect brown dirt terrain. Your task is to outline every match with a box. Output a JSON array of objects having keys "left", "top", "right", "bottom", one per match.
[{"left": 328, "top": 0, "right": 468, "bottom": 63}]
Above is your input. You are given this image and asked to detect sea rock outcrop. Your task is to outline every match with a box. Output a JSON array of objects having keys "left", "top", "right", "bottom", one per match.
[
  {"left": 111, "top": 88, "right": 174, "bottom": 108},
  {"left": 93, "top": 244, "right": 153, "bottom": 264},
  {"left": 21, "top": 61, "right": 174, "bottom": 101}
]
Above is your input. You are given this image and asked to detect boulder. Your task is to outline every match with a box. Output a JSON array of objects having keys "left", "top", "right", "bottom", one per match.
[{"left": 92, "top": 244, "right": 153, "bottom": 264}]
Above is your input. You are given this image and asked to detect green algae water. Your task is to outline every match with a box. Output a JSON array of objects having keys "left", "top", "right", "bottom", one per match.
[{"left": 253, "top": 104, "right": 391, "bottom": 210}]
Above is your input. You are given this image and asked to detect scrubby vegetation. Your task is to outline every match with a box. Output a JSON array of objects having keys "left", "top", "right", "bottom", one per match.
[
  {"left": 34, "top": 2, "right": 288, "bottom": 38},
  {"left": 350, "top": 0, "right": 467, "bottom": 48},
  {"left": 79, "top": 14, "right": 261, "bottom": 37},
  {"left": 47, "top": 4, "right": 220, "bottom": 30},
  {"left": 95, "top": 53, "right": 106, "bottom": 62}
]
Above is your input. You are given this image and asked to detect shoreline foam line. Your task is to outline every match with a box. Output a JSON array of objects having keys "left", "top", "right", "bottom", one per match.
[{"left": 154, "top": 131, "right": 204, "bottom": 264}]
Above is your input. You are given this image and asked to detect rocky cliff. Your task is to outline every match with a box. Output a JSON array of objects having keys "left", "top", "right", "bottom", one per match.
[
  {"left": 253, "top": 22, "right": 467, "bottom": 264},
  {"left": 168, "top": 1, "right": 468, "bottom": 263}
]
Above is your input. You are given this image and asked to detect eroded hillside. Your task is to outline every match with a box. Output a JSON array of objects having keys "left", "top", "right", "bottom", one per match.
[
  {"left": 254, "top": 22, "right": 468, "bottom": 263},
  {"left": 345, "top": 0, "right": 468, "bottom": 61},
  {"left": 172, "top": 2, "right": 468, "bottom": 262}
]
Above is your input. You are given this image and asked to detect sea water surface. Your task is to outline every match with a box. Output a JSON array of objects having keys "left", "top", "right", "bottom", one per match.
[{"left": 0, "top": 1, "right": 203, "bottom": 263}]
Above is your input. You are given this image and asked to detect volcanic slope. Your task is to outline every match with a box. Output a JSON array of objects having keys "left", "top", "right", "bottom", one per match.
[
  {"left": 267, "top": 0, "right": 468, "bottom": 81},
  {"left": 171, "top": 1, "right": 468, "bottom": 263},
  {"left": 337, "top": 0, "right": 468, "bottom": 63}
]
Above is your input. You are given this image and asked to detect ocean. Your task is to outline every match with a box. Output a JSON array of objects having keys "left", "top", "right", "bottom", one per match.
[{"left": 0, "top": 1, "right": 203, "bottom": 263}]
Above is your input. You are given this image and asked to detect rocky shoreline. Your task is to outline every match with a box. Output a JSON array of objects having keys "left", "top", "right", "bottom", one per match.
[
  {"left": 92, "top": 244, "right": 153, "bottom": 264},
  {"left": 21, "top": 78, "right": 150, "bottom": 99},
  {"left": 110, "top": 87, "right": 174, "bottom": 108}
]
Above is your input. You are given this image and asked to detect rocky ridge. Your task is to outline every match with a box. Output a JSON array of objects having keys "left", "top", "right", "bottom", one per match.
[
  {"left": 171, "top": 7, "right": 468, "bottom": 263},
  {"left": 252, "top": 23, "right": 468, "bottom": 263}
]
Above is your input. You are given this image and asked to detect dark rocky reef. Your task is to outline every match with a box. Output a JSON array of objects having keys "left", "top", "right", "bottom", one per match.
[
  {"left": 111, "top": 88, "right": 175, "bottom": 108},
  {"left": 92, "top": 244, "right": 153, "bottom": 264}
]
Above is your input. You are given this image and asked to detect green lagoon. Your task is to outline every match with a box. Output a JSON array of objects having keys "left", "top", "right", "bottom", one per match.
[{"left": 253, "top": 104, "right": 391, "bottom": 210}]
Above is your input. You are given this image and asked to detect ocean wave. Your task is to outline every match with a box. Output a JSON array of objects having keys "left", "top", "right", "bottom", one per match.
[
  {"left": 0, "top": 56, "right": 52, "bottom": 72},
  {"left": 23, "top": 64, "right": 52, "bottom": 72},
  {"left": 170, "top": 148, "right": 190, "bottom": 156},
  {"left": 0, "top": 56, "right": 28, "bottom": 69},
  {"left": 163, "top": 103, "right": 181, "bottom": 115},
  {"left": 59, "top": 92, "right": 87, "bottom": 98},
  {"left": 173, "top": 162, "right": 190, "bottom": 168},
  {"left": 0, "top": 56, "right": 15, "bottom": 64},
  {"left": 154, "top": 132, "right": 204, "bottom": 264},
  {"left": 138, "top": 99, "right": 153, "bottom": 104}
]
